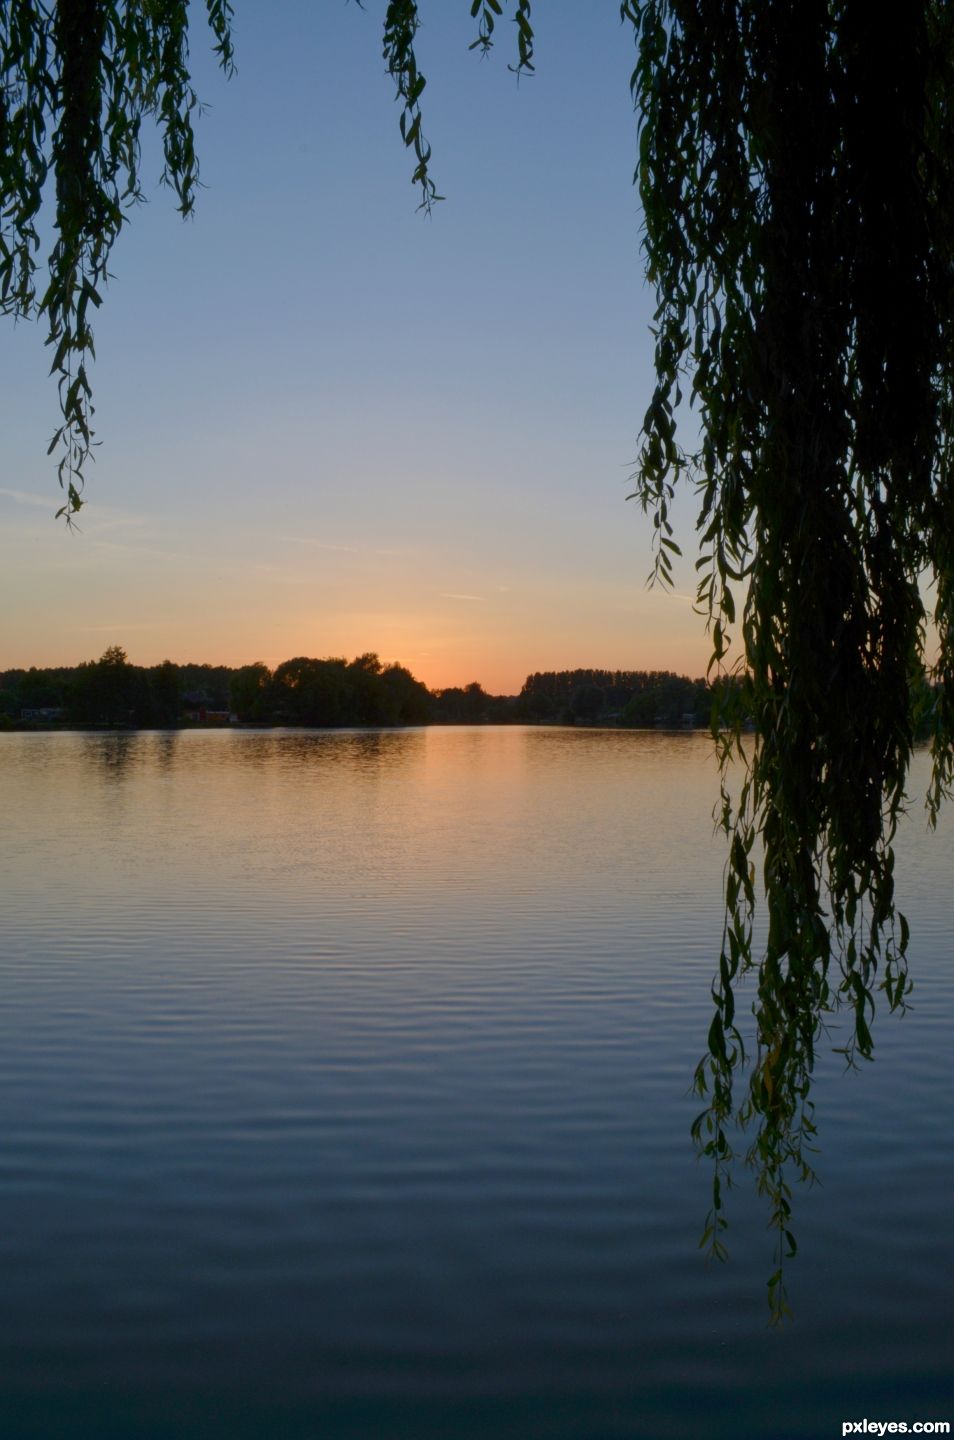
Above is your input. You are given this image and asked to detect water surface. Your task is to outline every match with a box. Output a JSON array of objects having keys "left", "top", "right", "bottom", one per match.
[{"left": 2, "top": 728, "right": 951, "bottom": 1438}]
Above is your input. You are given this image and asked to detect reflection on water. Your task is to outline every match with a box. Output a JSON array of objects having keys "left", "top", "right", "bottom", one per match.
[
  {"left": 81, "top": 728, "right": 139, "bottom": 779},
  {"left": 1, "top": 727, "right": 951, "bottom": 1440}
]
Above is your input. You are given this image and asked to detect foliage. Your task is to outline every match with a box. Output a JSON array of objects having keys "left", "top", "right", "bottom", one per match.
[
  {"left": 379, "top": 661, "right": 433, "bottom": 725},
  {"left": 2, "top": 654, "right": 722, "bottom": 730},
  {"left": 239, "top": 653, "right": 435, "bottom": 726},
  {"left": 0, "top": 0, "right": 536, "bottom": 512},
  {"left": 380, "top": 0, "right": 534, "bottom": 213},
  {"left": 1, "top": 650, "right": 444, "bottom": 728},
  {"left": 70, "top": 643, "right": 140, "bottom": 724},
  {"left": 148, "top": 659, "right": 182, "bottom": 726},
  {"left": 517, "top": 667, "right": 708, "bottom": 726},
  {"left": 269, "top": 656, "right": 353, "bottom": 727},
  {"left": 622, "top": 0, "right": 954, "bottom": 1319},
  {"left": 430, "top": 680, "right": 515, "bottom": 724},
  {"left": 6, "top": 0, "right": 954, "bottom": 1318},
  {"left": 1, "top": 0, "right": 234, "bottom": 519},
  {"left": 229, "top": 662, "right": 271, "bottom": 723},
  {"left": 371, "top": 0, "right": 954, "bottom": 1314},
  {"left": 619, "top": 673, "right": 708, "bottom": 728},
  {"left": 2, "top": 651, "right": 225, "bottom": 726}
]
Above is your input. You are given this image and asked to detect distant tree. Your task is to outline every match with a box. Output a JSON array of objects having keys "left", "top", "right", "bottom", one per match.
[
  {"left": 178, "top": 664, "right": 231, "bottom": 712},
  {"left": 431, "top": 686, "right": 465, "bottom": 724},
  {"left": 569, "top": 682, "right": 605, "bottom": 724},
  {"left": 432, "top": 682, "right": 514, "bottom": 724},
  {"left": 620, "top": 688, "right": 658, "bottom": 729},
  {"left": 229, "top": 662, "right": 272, "bottom": 723},
  {"left": 465, "top": 681, "right": 488, "bottom": 721},
  {"left": 17, "top": 667, "right": 67, "bottom": 711},
  {"left": 147, "top": 660, "right": 181, "bottom": 727},
  {"left": 512, "top": 674, "right": 550, "bottom": 724},
  {"left": 70, "top": 645, "right": 140, "bottom": 725},
  {"left": 379, "top": 664, "right": 432, "bottom": 725},
  {"left": 483, "top": 690, "right": 517, "bottom": 724},
  {"left": 346, "top": 653, "right": 386, "bottom": 726},
  {"left": 271, "top": 657, "right": 351, "bottom": 727}
]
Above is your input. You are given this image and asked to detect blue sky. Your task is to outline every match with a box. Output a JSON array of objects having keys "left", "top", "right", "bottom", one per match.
[{"left": 1, "top": 1, "right": 708, "bottom": 691}]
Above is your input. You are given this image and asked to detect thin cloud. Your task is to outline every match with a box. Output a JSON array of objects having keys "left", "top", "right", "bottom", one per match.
[
  {"left": 0, "top": 488, "right": 147, "bottom": 535},
  {"left": 283, "top": 537, "right": 404, "bottom": 557},
  {"left": 71, "top": 622, "right": 164, "bottom": 634},
  {"left": 441, "top": 592, "right": 486, "bottom": 602},
  {"left": 88, "top": 537, "right": 191, "bottom": 562},
  {"left": 250, "top": 563, "right": 310, "bottom": 586},
  {"left": 87, "top": 515, "right": 147, "bottom": 536},
  {"left": 0, "top": 487, "right": 52, "bottom": 510},
  {"left": 285, "top": 537, "right": 360, "bottom": 553},
  {"left": 649, "top": 588, "right": 695, "bottom": 604}
]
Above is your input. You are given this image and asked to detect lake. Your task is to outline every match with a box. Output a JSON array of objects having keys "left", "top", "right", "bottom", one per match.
[{"left": 2, "top": 727, "right": 951, "bottom": 1439}]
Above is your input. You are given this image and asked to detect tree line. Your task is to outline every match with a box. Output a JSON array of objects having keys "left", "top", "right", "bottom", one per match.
[
  {"left": 1, "top": 648, "right": 722, "bottom": 729},
  {"left": 519, "top": 669, "right": 711, "bottom": 727}
]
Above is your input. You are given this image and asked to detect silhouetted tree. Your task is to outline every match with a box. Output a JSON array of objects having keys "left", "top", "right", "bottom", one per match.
[
  {"left": 569, "top": 683, "right": 605, "bottom": 724},
  {"left": 70, "top": 646, "right": 140, "bottom": 726},
  {"left": 346, "top": 653, "right": 386, "bottom": 726},
  {"left": 271, "top": 657, "right": 351, "bottom": 727},
  {"left": 230, "top": 662, "right": 272, "bottom": 723},
  {"left": 147, "top": 660, "right": 181, "bottom": 727},
  {"left": 379, "top": 664, "right": 432, "bottom": 725}
]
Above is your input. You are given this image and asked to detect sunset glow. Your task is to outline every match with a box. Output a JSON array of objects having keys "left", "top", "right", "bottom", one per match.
[{"left": 1, "top": 6, "right": 708, "bottom": 689}]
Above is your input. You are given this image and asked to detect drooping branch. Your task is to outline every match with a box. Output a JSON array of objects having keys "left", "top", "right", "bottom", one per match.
[
  {"left": 623, "top": 0, "right": 954, "bottom": 1318},
  {"left": 1, "top": 0, "right": 234, "bottom": 519},
  {"left": 381, "top": 0, "right": 534, "bottom": 213},
  {"left": 2, "top": 1, "right": 539, "bottom": 514},
  {"left": 5, "top": 0, "right": 953, "bottom": 1319}
]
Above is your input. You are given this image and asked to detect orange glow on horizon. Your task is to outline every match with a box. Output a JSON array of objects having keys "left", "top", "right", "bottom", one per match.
[{"left": 4, "top": 635, "right": 714, "bottom": 698}]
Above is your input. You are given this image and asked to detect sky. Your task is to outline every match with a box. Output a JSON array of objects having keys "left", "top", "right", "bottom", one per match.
[{"left": 0, "top": 1, "right": 711, "bottom": 693}]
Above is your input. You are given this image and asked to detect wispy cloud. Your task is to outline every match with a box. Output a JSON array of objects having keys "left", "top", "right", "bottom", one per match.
[
  {"left": 0, "top": 488, "right": 148, "bottom": 538},
  {"left": 250, "top": 562, "right": 310, "bottom": 586},
  {"left": 71, "top": 622, "right": 165, "bottom": 634},
  {"left": 283, "top": 536, "right": 405, "bottom": 558},
  {"left": 441, "top": 592, "right": 485, "bottom": 602},
  {"left": 87, "top": 537, "right": 191, "bottom": 563},
  {"left": 87, "top": 515, "right": 147, "bottom": 536},
  {"left": 285, "top": 537, "right": 359, "bottom": 553},
  {"left": 0, "top": 486, "right": 51, "bottom": 510},
  {"left": 649, "top": 588, "right": 696, "bottom": 604}
]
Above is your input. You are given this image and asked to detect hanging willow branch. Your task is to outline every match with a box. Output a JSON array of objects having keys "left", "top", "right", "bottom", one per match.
[
  {"left": 6, "top": 0, "right": 952, "bottom": 1318},
  {"left": 381, "top": 0, "right": 534, "bottom": 213},
  {"left": 2, "top": 1, "right": 537, "bottom": 510},
  {"left": 621, "top": 0, "right": 954, "bottom": 1319},
  {"left": 0, "top": 0, "right": 234, "bottom": 520}
]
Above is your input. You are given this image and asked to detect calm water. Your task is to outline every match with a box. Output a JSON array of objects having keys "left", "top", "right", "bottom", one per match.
[{"left": 2, "top": 727, "right": 952, "bottom": 1439}]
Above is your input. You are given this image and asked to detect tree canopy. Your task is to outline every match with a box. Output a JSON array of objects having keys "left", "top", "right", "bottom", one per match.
[
  {"left": 4, "top": 0, "right": 954, "bottom": 1318},
  {"left": 627, "top": 0, "right": 954, "bottom": 1319},
  {"left": 1, "top": 0, "right": 234, "bottom": 518}
]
